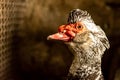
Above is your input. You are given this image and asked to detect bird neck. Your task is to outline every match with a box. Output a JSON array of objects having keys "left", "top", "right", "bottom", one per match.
[
  {"left": 66, "top": 42, "right": 104, "bottom": 80},
  {"left": 68, "top": 55, "right": 103, "bottom": 80}
]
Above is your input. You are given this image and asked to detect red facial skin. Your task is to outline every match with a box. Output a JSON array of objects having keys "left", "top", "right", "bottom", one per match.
[{"left": 47, "top": 22, "right": 84, "bottom": 42}]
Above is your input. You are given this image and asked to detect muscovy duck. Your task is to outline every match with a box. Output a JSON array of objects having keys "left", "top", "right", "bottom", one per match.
[{"left": 47, "top": 9, "right": 110, "bottom": 80}]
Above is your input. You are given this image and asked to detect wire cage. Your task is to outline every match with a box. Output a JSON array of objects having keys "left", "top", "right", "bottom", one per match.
[{"left": 0, "top": 0, "right": 25, "bottom": 80}]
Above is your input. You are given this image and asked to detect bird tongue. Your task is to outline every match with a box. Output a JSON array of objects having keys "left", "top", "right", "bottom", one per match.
[{"left": 47, "top": 33, "right": 71, "bottom": 42}]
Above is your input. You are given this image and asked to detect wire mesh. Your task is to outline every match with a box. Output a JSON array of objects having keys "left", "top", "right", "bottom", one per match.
[{"left": 0, "top": 0, "right": 25, "bottom": 80}]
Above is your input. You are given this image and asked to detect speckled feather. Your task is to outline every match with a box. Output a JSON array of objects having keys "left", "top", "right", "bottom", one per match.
[
  {"left": 66, "top": 9, "right": 110, "bottom": 80},
  {"left": 47, "top": 9, "right": 110, "bottom": 80}
]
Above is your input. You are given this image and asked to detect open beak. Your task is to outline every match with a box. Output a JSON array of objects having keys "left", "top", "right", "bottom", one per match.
[{"left": 47, "top": 33, "right": 71, "bottom": 41}]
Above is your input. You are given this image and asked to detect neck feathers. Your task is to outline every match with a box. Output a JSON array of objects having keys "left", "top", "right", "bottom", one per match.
[
  {"left": 67, "top": 73, "right": 103, "bottom": 80},
  {"left": 66, "top": 31, "right": 106, "bottom": 80},
  {"left": 67, "top": 65, "right": 104, "bottom": 80}
]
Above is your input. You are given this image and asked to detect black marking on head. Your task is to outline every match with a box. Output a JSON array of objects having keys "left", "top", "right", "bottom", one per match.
[{"left": 67, "top": 9, "right": 92, "bottom": 23}]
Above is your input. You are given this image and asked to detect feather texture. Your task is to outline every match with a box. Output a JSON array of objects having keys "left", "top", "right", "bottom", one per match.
[
  {"left": 47, "top": 9, "right": 110, "bottom": 80},
  {"left": 65, "top": 9, "right": 110, "bottom": 80}
]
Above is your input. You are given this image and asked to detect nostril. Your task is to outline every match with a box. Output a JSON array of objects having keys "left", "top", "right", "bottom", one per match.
[
  {"left": 59, "top": 30, "right": 66, "bottom": 33},
  {"left": 63, "top": 30, "right": 66, "bottom": 33}
]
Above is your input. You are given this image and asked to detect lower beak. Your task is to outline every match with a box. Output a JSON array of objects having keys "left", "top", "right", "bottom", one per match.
[{"left": 47, "top": 33, "right": 70, "bottom": 41}]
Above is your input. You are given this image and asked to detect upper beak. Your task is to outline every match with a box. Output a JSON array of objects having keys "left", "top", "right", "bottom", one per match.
[{"left": 47, "top": 33, "right": 70, "bottom": 41}]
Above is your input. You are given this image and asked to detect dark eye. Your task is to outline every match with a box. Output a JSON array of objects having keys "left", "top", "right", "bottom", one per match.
[{"left": 77, "top": 25, "right": 82, "bottom": 29}]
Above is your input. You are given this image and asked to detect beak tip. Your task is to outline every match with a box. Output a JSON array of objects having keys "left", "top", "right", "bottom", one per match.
[{"left": 47, "top": 35, "right": 51, "bottom": 40}]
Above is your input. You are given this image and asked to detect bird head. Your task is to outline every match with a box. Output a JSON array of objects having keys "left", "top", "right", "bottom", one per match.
[
  {"left": 47, "top": 22, "right": 87, "bottom": 42},
  {"left": 47, "top": 9, "right": 90, "bottom": 42},
  {"left": 47, "top": 9, "right": 110, "bottom": 49}
]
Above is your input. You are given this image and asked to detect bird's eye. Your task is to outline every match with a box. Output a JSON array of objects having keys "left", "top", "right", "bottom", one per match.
[{"left": 77, "top": 25, "right": 82, "bottom": 29}]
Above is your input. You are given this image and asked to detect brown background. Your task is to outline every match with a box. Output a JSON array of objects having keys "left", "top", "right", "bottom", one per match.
[{"left": 15, "top": 0, "right": 120, "bottom": 80}]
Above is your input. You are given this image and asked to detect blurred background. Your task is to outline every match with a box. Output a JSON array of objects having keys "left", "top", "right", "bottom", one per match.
[{"left": 0, "top": 0, "right": 120, "bottom": 80}]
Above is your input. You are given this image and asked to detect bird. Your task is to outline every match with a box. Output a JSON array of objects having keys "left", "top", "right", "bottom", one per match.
[{"left": 47, "top": 9, "right": 110, "bottom": 80}]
